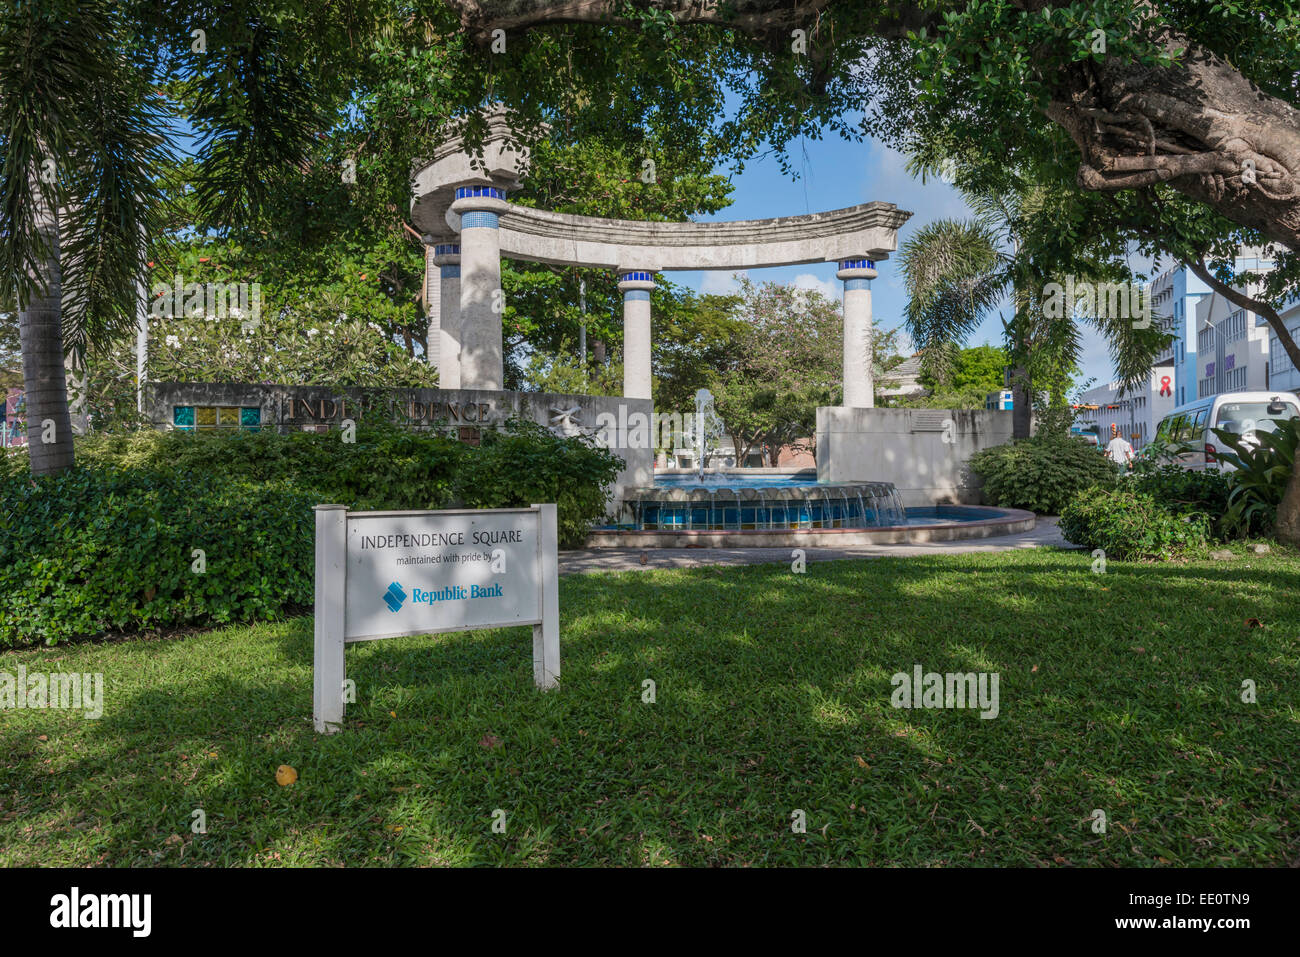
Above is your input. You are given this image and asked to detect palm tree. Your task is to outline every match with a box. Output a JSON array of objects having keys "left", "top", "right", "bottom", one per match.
[
  {"left": 898, "top": 163, "right": 1165, "bottom": 440},
  {"left": 0, "top": 0, "right": 349, "bottom": 476},
  {"left": 0, "top": 2, "right": 184, "bottom": 473}
]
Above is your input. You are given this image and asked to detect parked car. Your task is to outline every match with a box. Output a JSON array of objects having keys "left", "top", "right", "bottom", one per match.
[
  {"left": 1070, "top": 424, "right": 1100, "bottom": 447},
  {"left": 1153, "top": 391, "right": 1300, "bottom": 470}
]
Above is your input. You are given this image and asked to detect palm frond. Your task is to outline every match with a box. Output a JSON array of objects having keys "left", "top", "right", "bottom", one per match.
[
  {"left": 60, "top": 37, "right": 177, "bottom": 351},
  {"left": 179, "top": 3, "right": 350, "bottom": 229},
  {"left": 1087, "top": 309, "right": 1173, "bottom": 395},
  {"left": 0, "top": 0, "right": 116, "bottom": 309},
  {"left": 897, "top": 218, "right": 1006, "bottom": 383}
]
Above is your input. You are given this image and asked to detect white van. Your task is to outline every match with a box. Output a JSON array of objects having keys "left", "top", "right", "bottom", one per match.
[{"left": 1153, "top": 392, "right": 1300, "bottom": 470}]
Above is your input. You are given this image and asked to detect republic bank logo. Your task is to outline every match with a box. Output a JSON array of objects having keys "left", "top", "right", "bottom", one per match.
[{"left": 383, "top": 581, "right": 407, "bottom": 613}]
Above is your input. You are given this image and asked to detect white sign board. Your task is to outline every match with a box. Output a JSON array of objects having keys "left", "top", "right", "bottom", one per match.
[{"left": 313, "top": 504, "right": 559, "bottom": 734}]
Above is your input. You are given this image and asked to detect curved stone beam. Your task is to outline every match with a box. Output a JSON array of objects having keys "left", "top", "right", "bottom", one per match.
[
  {"left": 409, "top": 106, "right": 534, "bottom": 245},
  {"left": 439, "top": 201, "right": 910, "bottom": 270},
  {"left": 408, "top": 111, "right": 911, "bottom": 267}
]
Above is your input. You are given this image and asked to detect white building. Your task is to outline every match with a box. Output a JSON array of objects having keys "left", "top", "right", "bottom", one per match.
[
  {"left": 1148, "top": 264, "right": 1210, "bottom": 408},
  {"left": 1075, "top": 368, "right": 1177, "bottom": 451},
  {"left": 1267, "top": 291, "right": 1300, "bottom": 396},
  {"left": 1195, "top": 289, "right": 1271, "bottom": 398}
]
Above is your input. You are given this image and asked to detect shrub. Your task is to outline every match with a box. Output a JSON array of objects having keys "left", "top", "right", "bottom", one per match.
[
  {"left": 968, "top": 436, "right": 1116, "bottom": 514},
  {"left": 0, "top": 467, "right": 315, "bottom": 647},
  {"left": 0, "top": 422, "right": 625, "bottom": 644},
  {"left": 76, "top": 425, "right": 466, "bottom": 511},
  {"left": 455, "top": 420, "right": 624, "bottom": 547},
  {"left": 1128, "top": 465, "right": 1232, "bottom": 523},
  {"left": 76, "top": 421, "right": 624, "bottom": 544},
  {"left": 1210, "top": 419, "right": 1299, "bottom": 536},
  {"left": 1058, "top": 486, "right": 1212, "bottom": 560}
]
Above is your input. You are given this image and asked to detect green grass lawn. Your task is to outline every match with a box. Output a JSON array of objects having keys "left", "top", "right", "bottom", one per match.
[{"left": 2, "top": 546, "right": 1297, "bottom": 867}]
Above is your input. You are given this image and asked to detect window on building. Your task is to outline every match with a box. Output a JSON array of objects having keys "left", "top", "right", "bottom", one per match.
[
  {"left": 1225, "top": 310, "right": 1247, "bottom": 344},
  {"left": 1273, "top": 334, "right": 1298, "bottom": 376}
]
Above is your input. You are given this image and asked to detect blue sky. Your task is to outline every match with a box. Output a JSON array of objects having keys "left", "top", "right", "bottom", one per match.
[{"left": 669, "top": 131, "right": 1117, "bottom": 389}]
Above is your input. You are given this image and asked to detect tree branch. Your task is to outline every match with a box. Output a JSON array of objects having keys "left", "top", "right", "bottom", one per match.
[
  {"left": 444, "top": 0, "right": 1300, "bottom": 249},
  {"left": 446, "top": 0, "right": 933, "bottom": 41}
]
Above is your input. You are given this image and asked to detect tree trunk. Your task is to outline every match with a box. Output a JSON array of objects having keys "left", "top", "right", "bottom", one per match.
[
  {"left": 1046, "top": 39, "right": 1300, "bottom": 251},
  {"left": 729, "top": 431, "right": 752, "bottom": 469},
  {"left": 19, "top": 179, "right": 75, "bottom": 476},
  {"left": 1011, "top": 364, "right": 1032, "bottom": 440},
  {"left": 1277, "top": 446, "right": 1300, "bottom": 547}
]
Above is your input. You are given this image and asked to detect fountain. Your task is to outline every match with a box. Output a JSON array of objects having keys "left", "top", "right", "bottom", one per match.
[
  {"left": 622, "top": 473, "right": 910, "bottom": 531},
  {"left": 600, "top": 391, "right": 1031, "bottom": 544},
  {"left": 693, "top": 387, "right": 724, "bottom": 483},
  {"left": 606, "top": 438, "right": 1027, "bottom": 542}
]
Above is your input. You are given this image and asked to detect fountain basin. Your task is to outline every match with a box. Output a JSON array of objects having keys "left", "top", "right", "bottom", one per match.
[
  {"left": 620, "top": 480, "right": 908, "bottom": 531},
  {"left": 589, "top": 504, "right": 1035, "bottom": 548},
  {"left": 595, "top": 469, "right": 1032, "bottom": 547}
]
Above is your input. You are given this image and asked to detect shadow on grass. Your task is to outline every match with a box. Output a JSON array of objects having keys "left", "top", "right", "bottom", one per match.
[{"left": 1, "top": 549, "right": 1296, "bottom": 866}]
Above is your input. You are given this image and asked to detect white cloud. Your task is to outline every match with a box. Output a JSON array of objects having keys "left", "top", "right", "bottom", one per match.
[
  {"left": 866, "top": 142, "right": 974, "bottom": 229},
  {"left": 790, "top": 273, "right": 838, "bottom": 301},
  {"left": 699, "top": 270, "right": 747, "bottom": 295}
]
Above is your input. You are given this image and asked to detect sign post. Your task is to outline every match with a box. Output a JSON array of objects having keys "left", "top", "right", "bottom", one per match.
[{"left": 312, "top": 503, "right": 560, "bottom": 734}]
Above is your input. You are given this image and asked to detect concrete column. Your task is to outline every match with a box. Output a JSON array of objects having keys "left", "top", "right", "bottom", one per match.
[
  {"left": 450, "top": 186, "right": 508, "bottom": 390},
  {"left": 424, "top": 245, "right": 440, "bottom": 369},
  {"left": 838, "top": 258, "right": 878, "bottom": 408},
  {"left": 618, "top": 270, "right": 655, "bottom": 401},
  {"left": 432, "top": 243, "right": 461, "bottom": 388}
]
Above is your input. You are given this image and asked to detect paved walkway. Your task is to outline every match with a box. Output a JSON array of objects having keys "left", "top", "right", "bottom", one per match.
[{"left": 560, "top": 517, "right": 1075, "bottom": 574}]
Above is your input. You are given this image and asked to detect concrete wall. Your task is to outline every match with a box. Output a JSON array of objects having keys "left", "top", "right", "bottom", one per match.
[
  {"left": 816, "top": 406, "right": 1014, "bottom": 507},
  {"left": 146, "top": 382, "right": 652, "bottom": 512}
]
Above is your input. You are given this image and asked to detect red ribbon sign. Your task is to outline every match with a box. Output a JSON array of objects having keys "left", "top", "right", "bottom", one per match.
[{"left": 1159, "top": 375, "right": 1172, "bottom": 397}]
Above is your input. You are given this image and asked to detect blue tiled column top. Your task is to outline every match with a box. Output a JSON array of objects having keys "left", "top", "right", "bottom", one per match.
[
  {"left": 620, "top": 270, "right": 654, "bottom": 282},
  {"left": 840, "top": 258, "right": 875, "bottom": 270},
  {"left": 433, "top": 243, "right": 460, "bottom": 256},
  {"left": 441, "top": 265, "right": 461, "bottom": 278},
  {"left": 455, "top": 186, "right": 507, "bottom": 200}
]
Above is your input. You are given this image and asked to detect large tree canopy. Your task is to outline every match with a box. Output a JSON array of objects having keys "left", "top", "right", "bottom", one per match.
[
  {"left": 442, "top": 1, "right": 1300, "bottom": 249},
  {"left": 437, "top": 0, "right": 1300, "bottom": 537}
]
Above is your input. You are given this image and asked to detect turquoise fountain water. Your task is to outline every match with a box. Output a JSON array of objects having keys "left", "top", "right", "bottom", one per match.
[{"left": 621, "top": 472, "right": 909, "bottom": 531}]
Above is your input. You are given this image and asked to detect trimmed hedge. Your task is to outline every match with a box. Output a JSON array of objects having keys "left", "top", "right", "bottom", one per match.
[
  {"left": 73, "top": 425, "right": 465, "bottom": 511},
  {"left": 968, "top": 436, "right": 1117, "bottom": 514},
  {"left": 0, "top": 422, "right": 624, "bottom": 646},
  {"left": 459, "top": 421, "right": 625, "bottom": 546},
  {"left": 1058, "top": 486, "right": 1212, "bottom": 560},
  {"left": 0, "top": 468, "right": 315, "bottom": 646},
  {"left": 74, "top": 421, "right": 623, "bottom": 545}
]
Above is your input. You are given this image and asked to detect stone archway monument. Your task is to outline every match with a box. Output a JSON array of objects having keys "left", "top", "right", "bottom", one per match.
[{"left": 411, "top": 110, "right": 912, "bottom": 409}]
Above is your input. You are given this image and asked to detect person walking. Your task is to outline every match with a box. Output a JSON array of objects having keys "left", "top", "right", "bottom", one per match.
[{"left": 1104, "top": 423, "right": 1135, "bottom": 469}]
